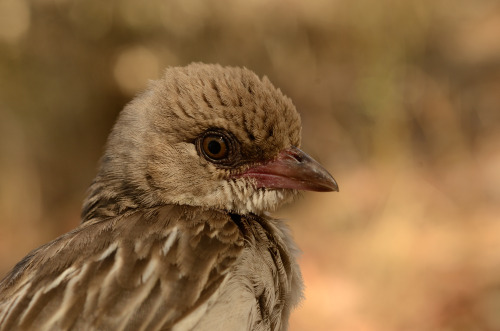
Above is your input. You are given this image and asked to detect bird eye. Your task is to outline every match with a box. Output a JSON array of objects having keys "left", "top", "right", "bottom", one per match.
[
  {"left": 202, "top": 135, "right": 228, "bottom": 160},
  {"left": 196, "top": 129, "right": 240, "bottom": 166}
]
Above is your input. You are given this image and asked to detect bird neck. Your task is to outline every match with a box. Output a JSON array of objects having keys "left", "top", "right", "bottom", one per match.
[{"left": 80, "top": 176, "right": 142, "bottom": 223}]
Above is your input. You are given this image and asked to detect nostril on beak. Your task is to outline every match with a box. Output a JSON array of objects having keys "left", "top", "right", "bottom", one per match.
[
  {"left": 290, "top": 152, "right": 303, "bottom": 163},
  {"left": 286, "top": 147, "right": 305, "bottom": 163}
]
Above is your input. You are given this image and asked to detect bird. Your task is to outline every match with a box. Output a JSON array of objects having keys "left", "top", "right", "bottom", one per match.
[{"left": 0, "top": 63, "right": 338, "bottom": 331}]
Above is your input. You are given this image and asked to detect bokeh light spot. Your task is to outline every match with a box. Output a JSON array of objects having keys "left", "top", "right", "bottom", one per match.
[
  {"left": 113, "top": 46, "right": 160, "bottom": 95},
  {"left": 0, "top": 0, "right": 30, "bottom": 44}
]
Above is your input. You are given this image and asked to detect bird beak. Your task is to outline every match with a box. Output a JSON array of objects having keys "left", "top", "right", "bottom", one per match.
[{"left": 239, "top": 146, "right": 339, "bottom": 192}]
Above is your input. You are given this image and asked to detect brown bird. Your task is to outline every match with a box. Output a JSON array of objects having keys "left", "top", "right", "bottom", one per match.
[{"left": 0, "top": 63, "right": 338, "bottom": 330}]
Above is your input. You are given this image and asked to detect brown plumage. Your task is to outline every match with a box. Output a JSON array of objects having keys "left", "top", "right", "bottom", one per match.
[{"left": 0, "top": 63, "right": 338, "bottom": 330}]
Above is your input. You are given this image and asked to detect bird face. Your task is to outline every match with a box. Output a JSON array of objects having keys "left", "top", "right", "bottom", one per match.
[{"left": 96, "top": 64, "right": 337, "bottom": 216}]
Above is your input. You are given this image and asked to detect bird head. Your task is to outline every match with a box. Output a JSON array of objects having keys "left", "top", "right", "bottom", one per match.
[{"left": 83, "top": 63, "right": 337, "bottom": 220}]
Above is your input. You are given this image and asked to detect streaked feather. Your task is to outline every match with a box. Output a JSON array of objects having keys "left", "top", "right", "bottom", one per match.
[{"left": 0, "top": 205, "right": 302, "bottom": 331}]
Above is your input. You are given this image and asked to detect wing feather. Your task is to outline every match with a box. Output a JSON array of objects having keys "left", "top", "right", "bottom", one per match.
[{"left": 0, "top": 205, "right": 244, "bottom": 331}]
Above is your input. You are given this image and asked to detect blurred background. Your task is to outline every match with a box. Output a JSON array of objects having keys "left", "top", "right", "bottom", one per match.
[{"left": 1, "top": 0, "right": 500, "bottom": 330}]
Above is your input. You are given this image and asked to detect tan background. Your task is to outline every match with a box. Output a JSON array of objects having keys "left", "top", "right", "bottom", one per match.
[{"left": 1, "top": 0, "right": 500, "bottom": 330}]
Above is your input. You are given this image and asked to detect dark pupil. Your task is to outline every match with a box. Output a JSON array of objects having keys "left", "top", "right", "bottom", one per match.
[{"left": 208, "top": 140, "right": 221, "bottom": 155}]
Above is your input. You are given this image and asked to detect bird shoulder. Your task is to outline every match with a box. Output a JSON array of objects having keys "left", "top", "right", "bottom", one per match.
[{"left": 0, "top": 205, "right": 244, "bottom": 330}]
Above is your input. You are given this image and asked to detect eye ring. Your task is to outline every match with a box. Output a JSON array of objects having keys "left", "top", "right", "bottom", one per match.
[
  {"left": 202, "top": 135, "right": 228, "bottom": 160},
  {"left": 196, "top": 129, "right": 238, "bottom": 165}
]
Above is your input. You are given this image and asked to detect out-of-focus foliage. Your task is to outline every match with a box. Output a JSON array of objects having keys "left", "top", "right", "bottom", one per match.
[{"left": 1, "top": 0, "right": 499, "bottom": 330}]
